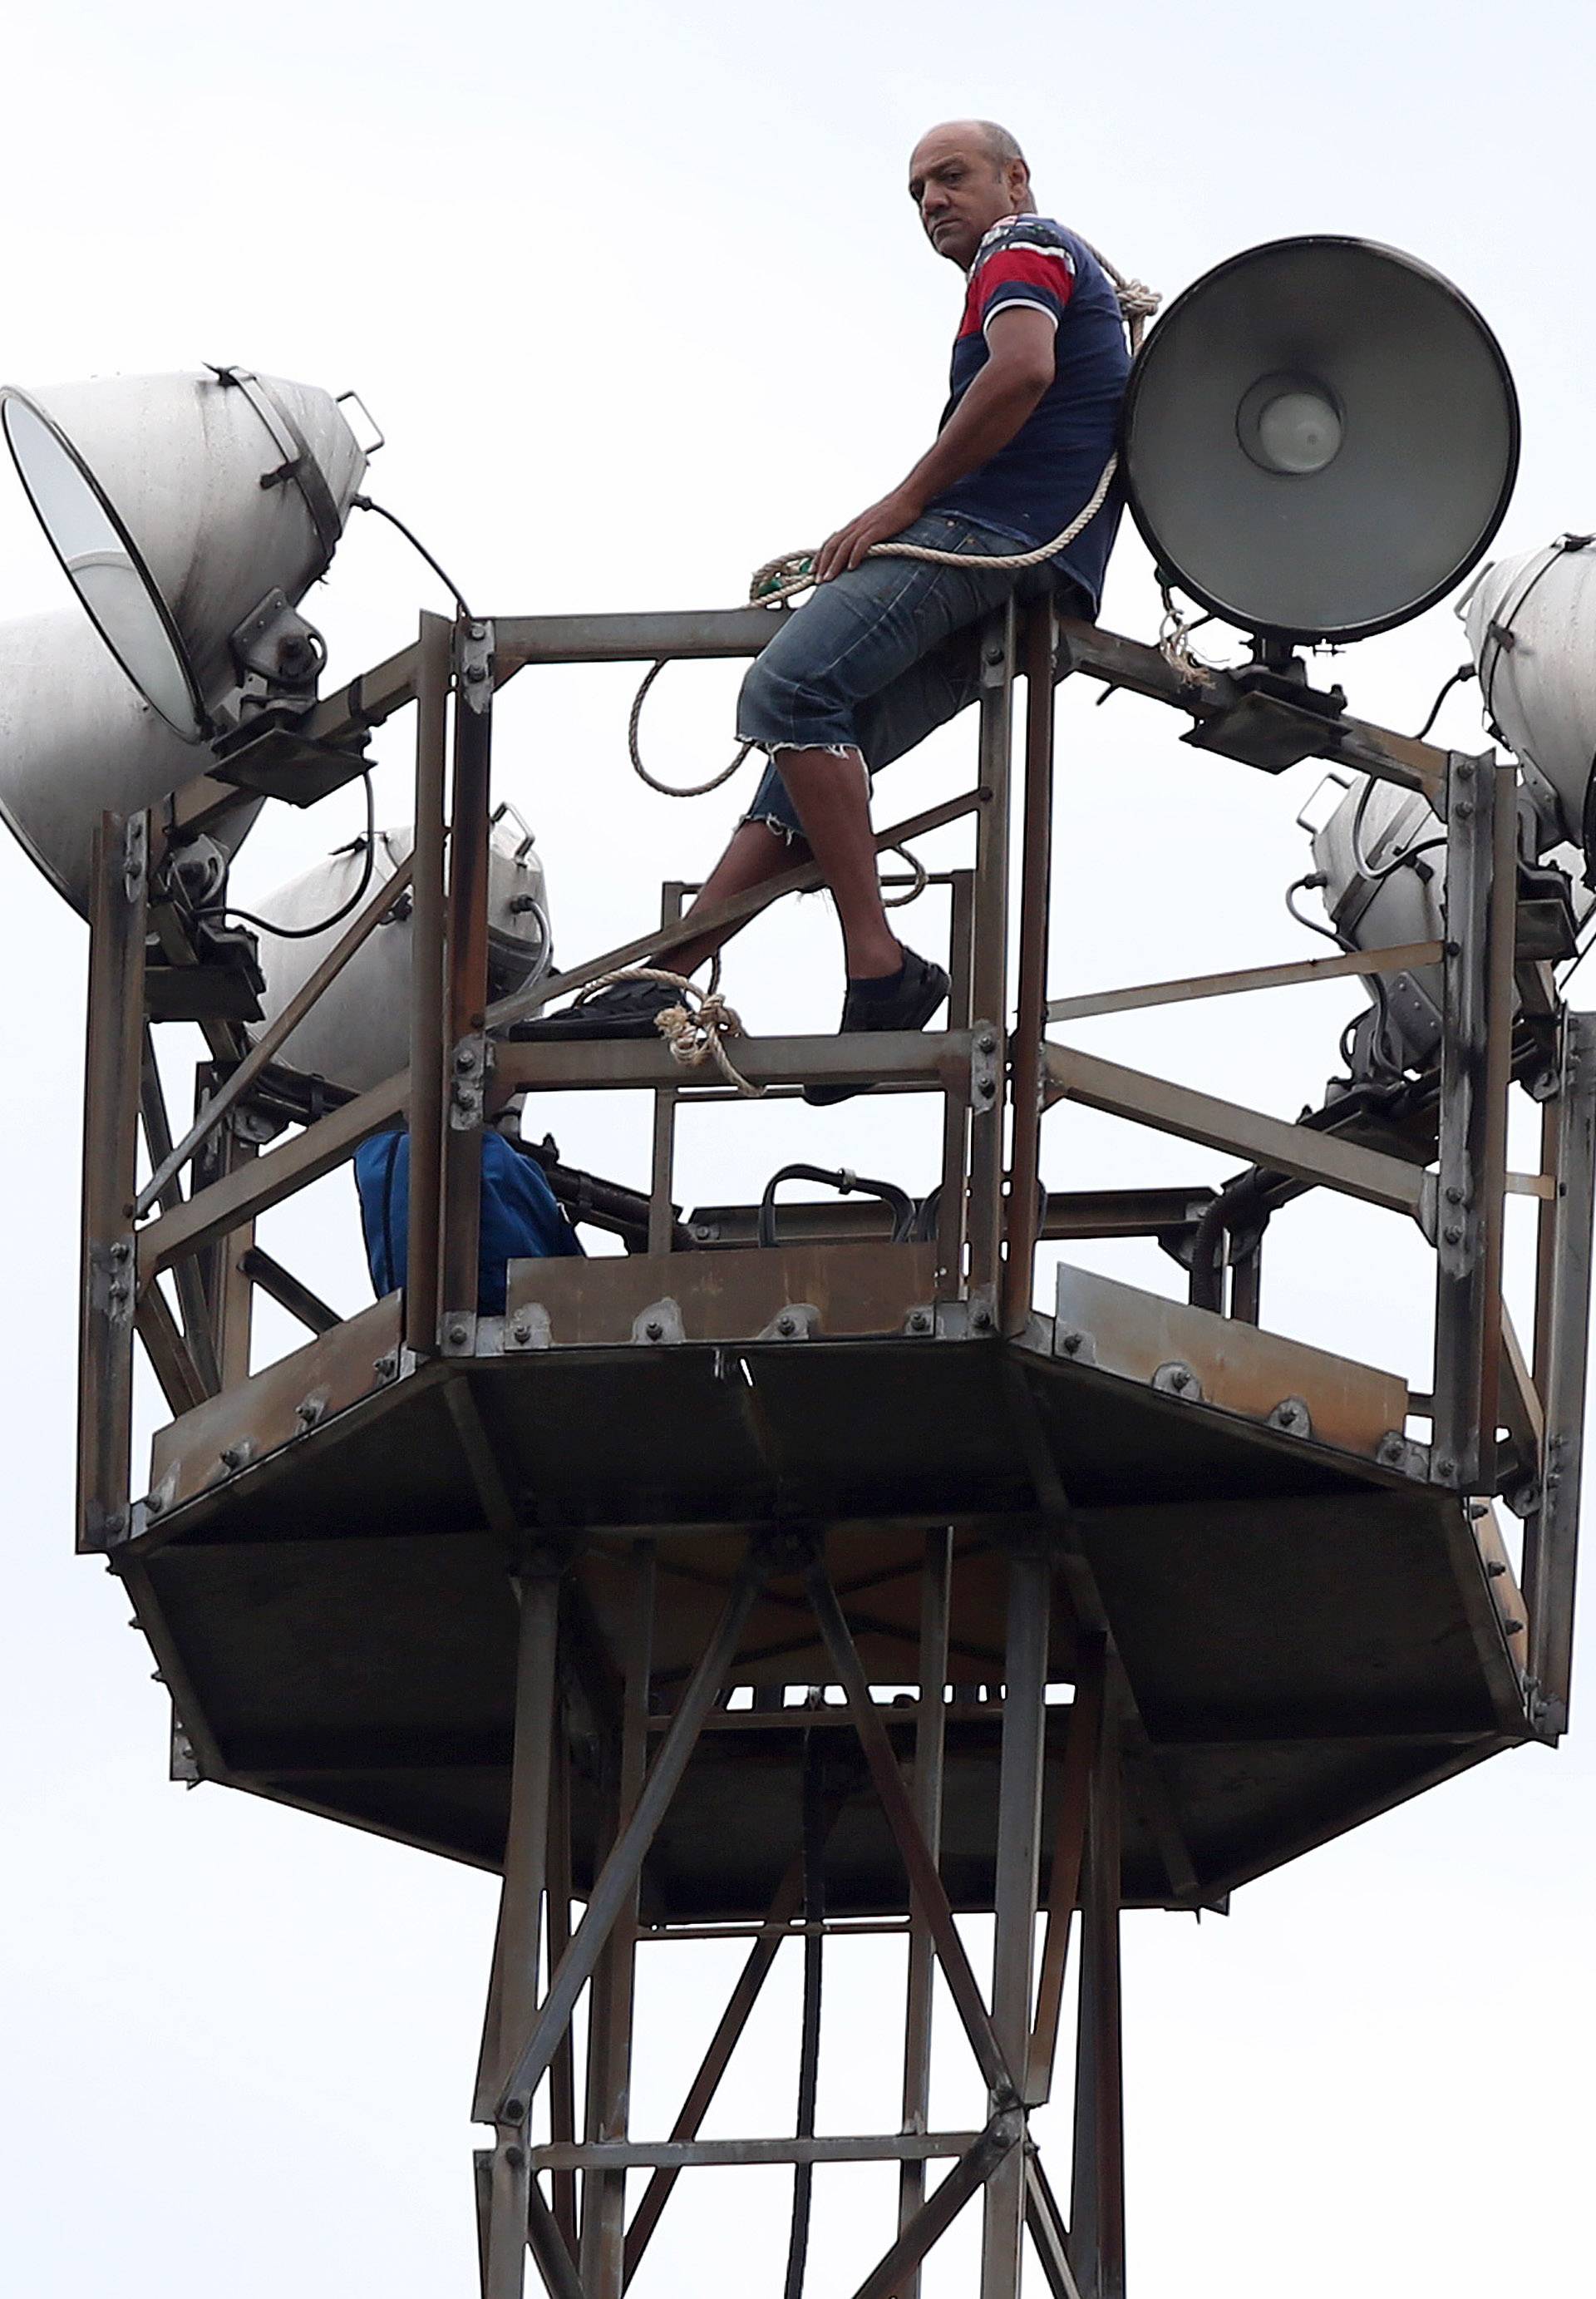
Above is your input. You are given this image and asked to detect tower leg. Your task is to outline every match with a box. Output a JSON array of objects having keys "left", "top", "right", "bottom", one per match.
[
  {"left": 981, "top": 1537, "right": 1051, "bottom": 2297},
  {"left": 478, "top": 1571, "right": 561, "bottom": 2299},
  {"left": 1070, "top": 1704, "right": 1125, "bottom": 2299}
]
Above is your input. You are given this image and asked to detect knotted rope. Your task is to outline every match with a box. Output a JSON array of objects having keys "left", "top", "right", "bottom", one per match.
[{"left": 577, "top": 963, "right": 763, "bottom": 1097}]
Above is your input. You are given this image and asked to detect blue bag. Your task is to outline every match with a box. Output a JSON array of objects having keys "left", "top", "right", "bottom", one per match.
[{"left": 354, "top": 1127, "right": 584, "bottom": 1315}]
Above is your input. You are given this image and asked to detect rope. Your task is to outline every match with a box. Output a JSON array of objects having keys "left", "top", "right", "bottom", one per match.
[
  {"left": 628, "top": 658, "right": 754, "bottom": 797},
  {"left": 630, "top": 248, "right": 1160, "bottom": 784},
  {"left": 577, "top": 962, "right": 763, "bottom": 1097},
  {"left": 880, "top": 842, "right": 928, "bottom": 908}
]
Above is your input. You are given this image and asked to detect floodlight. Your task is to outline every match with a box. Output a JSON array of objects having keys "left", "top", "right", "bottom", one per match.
[
  {"left": 1121, "top": 237, "right": 1520, "bottom": 645},
  {"left": 0, "top": 368, "right": 368, "bottom": 738},
  {"left": 0, "top": 610, "right": 259, "bottom": 916},
  {"left": 249, "top": 810, "right": 552, "bottom": 1096},
  {"left": 1462, "top": 535, "right": 1596, "bottom": 862}
]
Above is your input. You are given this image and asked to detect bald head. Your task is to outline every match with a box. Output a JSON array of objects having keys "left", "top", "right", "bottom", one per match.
[{"left": 908, "top": 121, "right": 1035, "bottom": 270}]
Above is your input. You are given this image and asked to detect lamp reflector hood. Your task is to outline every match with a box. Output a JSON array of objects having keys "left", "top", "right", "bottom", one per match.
[
  {"left": 0, "top": 369, "right": 367, "bottom": 736},
  {"left": 0, "top": 610, "right": 260, "bottom": 915},
  {"left": 1121, "top": 237, "right": 1520, "bottom": 644}
]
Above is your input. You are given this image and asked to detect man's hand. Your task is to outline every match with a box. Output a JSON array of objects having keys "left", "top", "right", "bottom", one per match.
[{"left": 814, "top": 486, "right": 926, "bottom": 584}]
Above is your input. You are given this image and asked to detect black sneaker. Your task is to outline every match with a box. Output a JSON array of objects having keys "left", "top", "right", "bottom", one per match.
[
  {"left": 804, "top": 946, "right": 951, "bottom": 1106},
  {"left": 505, "top": 978, "right": 682, "bottom": 1041}
]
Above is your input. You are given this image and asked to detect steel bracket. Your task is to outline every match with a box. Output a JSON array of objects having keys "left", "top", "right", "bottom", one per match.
[
  {"left": 505, "top": 1304, "right": 554, "bottom": 1352},
  {"left": 970, "top": 1023, "right": 1001, "bottom": 1113},
  {"left": 441, "top": 1311, "right": 479, "bottom": 1357},
  {"left": 633, "top": 1299, "right": 686, "bottom": 1346},
  {"left": 1153, "top": 1359, "right": 1203, "bottom": 1402},
  {"left": 1268, "top": 1395, "right": 1313, "bottom": 1439},
  {"left": 450, "top": 1033, "right": 490, "bottom": 1130},
  {"left": 122, "top": 814, "right": 148, "bottom": 902},
  {"left": 758, "top": 1302, "right": 819, "bottom": 1342},
  {"left": 1377, "top": 1429, "right": 1431, "bottom": 1481},
  {"left": 456, "top": 619, "right": 495, "bottom": 716}
]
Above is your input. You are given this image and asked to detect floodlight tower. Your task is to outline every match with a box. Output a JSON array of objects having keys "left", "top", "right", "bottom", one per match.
[{"left": 3, "top": 241, "right": 1589, "bottom": 2299}]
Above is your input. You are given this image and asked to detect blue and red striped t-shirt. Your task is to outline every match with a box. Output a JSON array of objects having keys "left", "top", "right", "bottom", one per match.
[{"left": 928, "top": 214, "right": 1130, "bottom": 610}]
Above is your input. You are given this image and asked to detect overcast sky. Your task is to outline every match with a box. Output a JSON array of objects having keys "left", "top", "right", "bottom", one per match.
[{"left": 2, "top": 2, "right": 1594, "bottom": 2292}]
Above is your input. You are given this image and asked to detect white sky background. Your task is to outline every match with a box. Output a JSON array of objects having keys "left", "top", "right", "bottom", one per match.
[{"left": 1, "top": 1, "right": 1594, "bottom": 2291}]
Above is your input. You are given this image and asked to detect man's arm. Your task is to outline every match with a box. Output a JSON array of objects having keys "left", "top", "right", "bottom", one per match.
[{"left": 813, "top": 307, "right": 1057, "bottom": 583}]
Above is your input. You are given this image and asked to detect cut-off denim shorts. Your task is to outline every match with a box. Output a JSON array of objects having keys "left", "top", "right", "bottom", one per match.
[{"left": 736, "top": 511, "right": 1094, "bottom": 841}]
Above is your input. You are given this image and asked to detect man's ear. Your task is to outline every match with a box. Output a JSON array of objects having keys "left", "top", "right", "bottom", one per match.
[{"left": 1007, "top": 162, "right": 1032, "bottom": 210}]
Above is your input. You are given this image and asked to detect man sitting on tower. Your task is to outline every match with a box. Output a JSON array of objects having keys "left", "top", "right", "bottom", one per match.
[{"left": 544, "top": 119, "right": 1132, "bottom": 1099}]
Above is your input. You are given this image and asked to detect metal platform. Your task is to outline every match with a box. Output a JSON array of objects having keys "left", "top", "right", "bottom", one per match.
[{"left": 121, "top": 1246, "right": 1531, "bottom": 1920}]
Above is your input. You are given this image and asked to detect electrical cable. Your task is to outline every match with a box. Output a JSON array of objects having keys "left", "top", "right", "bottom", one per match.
[
  {"left": 350, "top": 494, "right": 475, "bottom": 619},
  {"left": 1285, "top": 872, "right": 1343, "bottom": 945},
  {"left": 1412, "top": 663, "right": 1475, "bottom": 743},
  {"left": 195, "top": 768, "right": 381, "bottom": 939}
]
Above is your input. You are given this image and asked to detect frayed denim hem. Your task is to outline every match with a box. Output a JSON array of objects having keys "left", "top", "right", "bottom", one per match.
[{"left": 739, "top": 810, "right": 807, "bottom": 845}]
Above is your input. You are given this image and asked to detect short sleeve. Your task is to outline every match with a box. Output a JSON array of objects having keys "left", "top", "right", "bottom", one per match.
[{"left": 973, "top": 240, "right": 1076, "bottom": 338}]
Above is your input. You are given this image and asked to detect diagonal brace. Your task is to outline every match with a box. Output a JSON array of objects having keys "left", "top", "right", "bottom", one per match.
[
  {"left": 848, "top": 2113, "right": 1022, "bottom": 2299},
  {"left": 494, "top": 1544, "right": 767, "bottom": 2119},
  {"left": 802, "top": 1555, "right": 1021, "bottom": 2109}
]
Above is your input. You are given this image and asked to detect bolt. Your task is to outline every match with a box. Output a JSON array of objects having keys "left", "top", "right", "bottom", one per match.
[
  {"left": 511, "top": 1322, "right": 530, "bottom": 1345},
  {"left": 1487, "top": 1558, "right": 1507, "bottom": 1577},
  {"left": 219, "top": 1445, "right": 246, "bottom": 1471},
  {"left": 469, "top": 623, "right": 486, "bottom": 642},
  {"left": 691, "top": 1222, "right": 716, "bottom": 1243},
  {"left": 1061, "top": 1330, "right": 1082, "bottom": 1354},
  {"left": 972, "top": 1306, "right": 993, "bottom": 1330},
  {"left": 984, "top": 644, "right": 1005, "bottom": 665},
  {"left": 104, "top": 1510, "right": 126, "bottom": 1537},
  {"left": 503, "top": 2144, "right": 525, "bottom": 2171},
  {"left": 295, "top": 1399, "right": 321, "bottom": 1427},
  {"left": 1505, "top": 1618, "right": 1525, "bottom": 1635},
  {"left": 109, "top": 1241, "right": 131, "bottom": 1263},
  {"left": 1169, "top": 1368, "right": 1190, "bottom": 1392},
  {"left": 908, "top": 1310, "right": 931, "bottom": 1334},
  {"left": 644, "top": 1318, "right": 663, "bottom": 1340},
  {"left": 465, "top": 662, "right": 488, "bottom": 684},
  {"left": 1436, "top": 1458, "right": 1456, "bottom": 1481},
  {"left": 978, "top": 1079, "right": 996, "bottom": 1100},
  {"left": 1445, "top": 1187, "right": 1464, "bottom": 1206},
  {"left": 1456, "top": 801, "right": 1474, "bottom": 820},
  {"left": 108, "top": 1281, "right": 129, "bottom": 1305},
  {"left": 776, "top": 1313, "right": 798, "bottom": 1336},
  {"left": 373, "top": 1354, "right": 397, "bottom": 1381},
  {"left": 977, "top": 1032, "right": 998, "bottom": 1055},
  {"left": 1456, "top": 759, "right": 1475, "bottom": 779},
  {"left": 145, "top": 1491, "right": 165, "bottom": 1517},
  {"left": 455, "top": 1046, "right": 477, "bottom": 1072},
  {"left": 1443, "top": 1225, "right": 1462, "bottom": 1245},
  {"left": 504, "top": 2096, "right": 526, "bottom": 2122},
  {"left": 448, "top": 1321, "right": 470, "bottom": 1345}
]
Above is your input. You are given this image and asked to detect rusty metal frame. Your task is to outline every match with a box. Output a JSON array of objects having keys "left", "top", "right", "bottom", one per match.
[{"left": 68, "top": 582, "right": 1596, "bottom": 2298}]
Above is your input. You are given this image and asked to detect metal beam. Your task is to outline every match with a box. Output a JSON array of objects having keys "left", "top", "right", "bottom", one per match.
[
  {"left": 1043, "top": 1042, "right": 1428, "bottom": 1218},
  {"left": 541, "top": 2133, "right": 984, "bottom": 2171},
  {"left": 1047, "top": 938, "right": 1446, "bottom": 1024},
  {"left": 236, "top": 1247, "right": 340, "bottom": 1337},
  {"left": 848, "top": 2116, "right": 1022, "bottom": 2299}
]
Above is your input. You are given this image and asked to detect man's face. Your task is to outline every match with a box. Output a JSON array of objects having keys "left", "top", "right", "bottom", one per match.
[{"left": 908, "top": 126, "right": 1024, "bottom": 271}]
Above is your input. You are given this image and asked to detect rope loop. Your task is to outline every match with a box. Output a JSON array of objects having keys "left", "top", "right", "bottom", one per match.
[
  {"left": 881, "top": 842, "right": 928, "bottom": 909},
  {"left": 629, "top": 659, "right": 754, "bottom": 797},
  {"left": 579, "top": 963, "right": 764, "bottom": 1098}
]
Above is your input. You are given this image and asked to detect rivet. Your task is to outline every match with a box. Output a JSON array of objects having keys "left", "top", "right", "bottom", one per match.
[
  {"left": 456, "top": 1047, "right": 477, "bottom": 1072},
  {"left": 503, "top": 2144, "right": 525, "bottom": 2170},
  {"left": 504, "top": 2096, "right": 526, "bottom": 2121}
]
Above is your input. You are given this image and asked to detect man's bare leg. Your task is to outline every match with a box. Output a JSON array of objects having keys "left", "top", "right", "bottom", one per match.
[
  {"left": 771, "top": 746, "right": 901, "bottom": 979},
  {"left": 669, "top": 748, "right": 900, "bottom": 982},
  {"left": 667, "top": 819, "right": 802, "bottom": 978}
]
